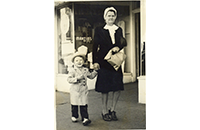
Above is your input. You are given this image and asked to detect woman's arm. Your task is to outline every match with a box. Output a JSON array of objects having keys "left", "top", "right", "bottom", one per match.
[{"left": 114, "top": 27, "right": 127, "bottom": 51}]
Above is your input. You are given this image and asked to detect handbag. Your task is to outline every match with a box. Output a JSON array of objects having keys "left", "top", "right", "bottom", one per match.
[
  {"left": 104, "top": 36, "right": 127, "bottom": 70},
  {"left": 105, "top": 51, "right": 126, "bottom": 71}
]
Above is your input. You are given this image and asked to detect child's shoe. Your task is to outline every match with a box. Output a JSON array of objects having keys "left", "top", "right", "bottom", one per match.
[
  {"left": 82, "top": 118, "right": 91, "bottom": 126},
  {"left": 71, "top": 117, "right": 78, "bottom": 122}
]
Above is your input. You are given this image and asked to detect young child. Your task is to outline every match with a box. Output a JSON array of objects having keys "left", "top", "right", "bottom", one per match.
[{"left": 67, "top": 52, "right": 98, "bottom": 126}]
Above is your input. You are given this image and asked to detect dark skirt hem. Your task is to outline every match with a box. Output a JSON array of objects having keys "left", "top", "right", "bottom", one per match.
[
  {"left": 95, "top": 88, "right": 124, "bottom": 93},
  {"left": 95, "top": 67, "right": 124, "bottom": 93}
]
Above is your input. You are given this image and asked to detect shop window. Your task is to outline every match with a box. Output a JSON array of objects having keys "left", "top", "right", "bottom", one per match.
[
  {"left": 74, "top": 4, "right": 105, "bottom": 53},
  {"left": 56, "top": 2, "right": 132, "bottom": 74}
]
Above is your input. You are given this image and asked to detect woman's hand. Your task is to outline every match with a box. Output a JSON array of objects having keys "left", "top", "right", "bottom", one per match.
[
  {"left": 93, "top": 63, "right": 100, "bottom": 70},
  {"left": 112, "top": 47, "right": 120, "bottom": 53}
]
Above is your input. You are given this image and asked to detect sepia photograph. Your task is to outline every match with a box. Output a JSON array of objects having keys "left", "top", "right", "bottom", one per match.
[
  {"left": 2, "top": 0, "right": 200, "bottom": 130},
  {"left": 54, "top": 0, "right": 146, "bottom": 129}
]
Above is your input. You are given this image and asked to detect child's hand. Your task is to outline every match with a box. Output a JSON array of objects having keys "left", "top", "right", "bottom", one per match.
[{"left": 77, "top": 75, "right": 84, "bottom": 80}]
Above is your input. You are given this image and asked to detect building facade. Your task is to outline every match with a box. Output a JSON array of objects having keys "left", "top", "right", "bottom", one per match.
[{"left": 54, "top": 0, "right": 146, "bottom": 96}]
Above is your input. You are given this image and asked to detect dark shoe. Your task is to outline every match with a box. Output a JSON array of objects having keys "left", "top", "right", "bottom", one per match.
[
  {"left": 82, "top": 119, "right": 91, "bottom": 126},
  {"left": 101, "top": 113, "right": 111, "bottom": 121},
  {"left": 109, "top": 110, "right": 118, "bottom": 121}
]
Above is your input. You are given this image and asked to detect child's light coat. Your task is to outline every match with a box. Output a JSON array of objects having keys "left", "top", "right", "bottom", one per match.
[{"left": 67, "top": 66, "right": 97, "bottom": 105}]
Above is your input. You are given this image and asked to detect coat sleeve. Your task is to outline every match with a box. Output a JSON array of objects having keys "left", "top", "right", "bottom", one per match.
[
  {"left": 86, "top": 69, "right": 98, "bottom": 79},
  {"left": 92, "top": 27, "right": 100, "bottom": 64},
  {"left": 67, "top": 70, "right": 78, "bottom": 84},
  {"left": 114, "top": 27, "right": 127, "bottom": 51}
]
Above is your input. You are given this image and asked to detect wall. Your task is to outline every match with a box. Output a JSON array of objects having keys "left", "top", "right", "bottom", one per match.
[
  {"left": 123, "top": 16, "right": 131, "bottom": 73},
  {"left": 138, "top": 0, "right": 146, "bottom": 104},
  {"left": 54, "top": 8, "right": 58, "bottom": 90}
]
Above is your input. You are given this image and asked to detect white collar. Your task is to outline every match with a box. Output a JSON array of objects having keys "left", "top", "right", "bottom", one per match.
[{"left": 103, "top": 24, "right": 118, "bottom": 30}]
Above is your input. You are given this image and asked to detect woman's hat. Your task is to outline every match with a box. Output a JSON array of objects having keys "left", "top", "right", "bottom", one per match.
[
  {"left": 104, "top": 7, "right": 117, "bottom": 19},
  {"left": 71, "top": 52, "right": 86, "bottom": 63}
]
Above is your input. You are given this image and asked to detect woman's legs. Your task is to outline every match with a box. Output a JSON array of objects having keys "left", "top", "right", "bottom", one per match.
[
  {"left": 108, "top": 91, "right": 121, "bottom": 121},
  {"left": 102, "top": 93, "right": 109, "bottom": 114},
  {"left": 101, "top": 92, "right": 112, "bottom": 121},
  {"left": 102, "top": 91, "right": 121, "bottom": 113},
  {"left": 110, "top": 90, "right": 121, "bottom": 112}
]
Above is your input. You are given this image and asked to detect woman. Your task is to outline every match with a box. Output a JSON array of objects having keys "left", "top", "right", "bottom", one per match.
[{"left": 92, "top": 7, "right": 127, "bottom": 121}]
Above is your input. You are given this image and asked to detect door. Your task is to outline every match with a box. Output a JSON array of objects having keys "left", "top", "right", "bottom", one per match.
[{"left": 135, "top": 12, "right": 141, "bottom": 77}]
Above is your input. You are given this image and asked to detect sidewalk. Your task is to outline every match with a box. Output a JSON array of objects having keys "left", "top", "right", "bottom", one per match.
[{"left": 56, "top": 82, "right": 146, "bottom": 130}]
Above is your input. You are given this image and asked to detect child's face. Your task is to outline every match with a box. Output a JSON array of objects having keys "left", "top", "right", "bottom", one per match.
[{"left": 74, "top": 56, "right": 84, "bottom": 68}]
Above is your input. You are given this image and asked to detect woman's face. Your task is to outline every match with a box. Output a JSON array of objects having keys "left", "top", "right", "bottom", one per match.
[{"left": 104, "top": 11, "right": 116, "bottom": 25}]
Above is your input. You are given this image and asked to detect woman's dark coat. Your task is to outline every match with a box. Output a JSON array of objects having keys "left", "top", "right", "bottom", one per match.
[{"left": 92, "top": 25, "right": 127, "bottom": 93}]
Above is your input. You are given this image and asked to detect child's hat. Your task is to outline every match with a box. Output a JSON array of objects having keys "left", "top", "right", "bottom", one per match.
[{"left": 71, "top": 52, "right": 86, "bottom": 63}]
